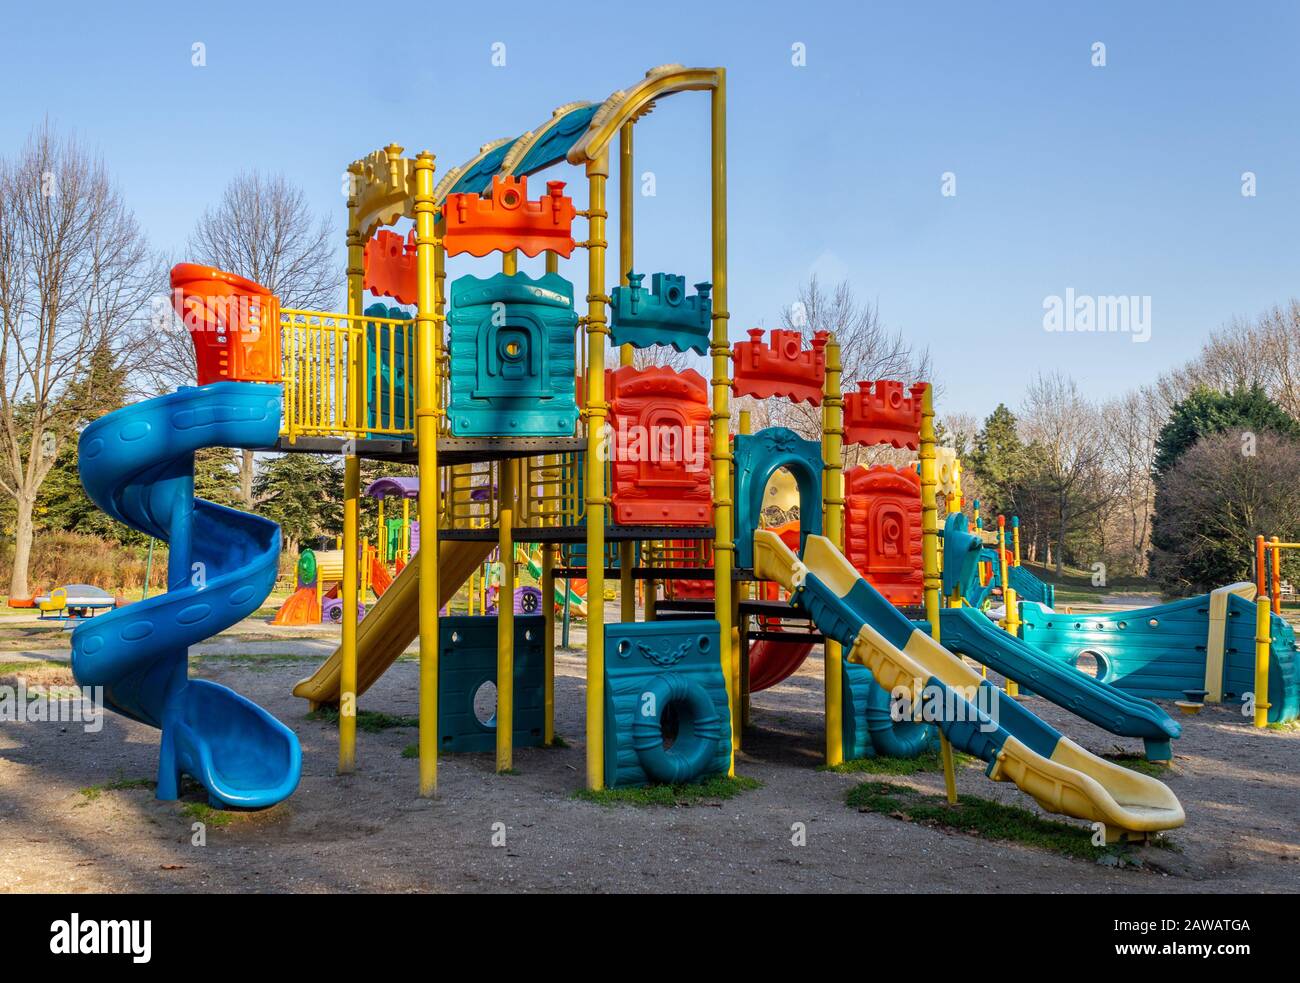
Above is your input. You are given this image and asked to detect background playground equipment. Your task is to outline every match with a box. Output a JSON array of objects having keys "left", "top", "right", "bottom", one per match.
[
  {"left": 35, "top": 584, "right": 118, "bottom": 622},
  {"left": 976, "top": 515, "right": 1055, "bottom": 609},
  {"left": 272, "top": 477, "right": 415, "bottom": 626}
]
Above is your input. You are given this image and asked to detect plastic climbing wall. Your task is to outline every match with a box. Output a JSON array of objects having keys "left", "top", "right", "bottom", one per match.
[
  {"left": 608, "top": 365, "right": 712, "bottom": 526},
  {"left": 843, "top": 464, "right": 923, "bottom": 606}
]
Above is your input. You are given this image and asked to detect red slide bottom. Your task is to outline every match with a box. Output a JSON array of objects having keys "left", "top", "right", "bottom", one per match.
[{"left": 748, "top": 634, "right": 815, "bottom": 692}]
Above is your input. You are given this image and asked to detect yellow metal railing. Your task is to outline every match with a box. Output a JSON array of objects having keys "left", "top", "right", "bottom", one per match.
[{"left": 280, "top": 308, "right": 416, "bottom": 442}]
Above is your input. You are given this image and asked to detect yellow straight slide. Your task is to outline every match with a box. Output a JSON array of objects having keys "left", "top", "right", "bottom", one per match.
[
  {"left": 754, "top": 530, "right": 1184, "bottom": 839},
  {"left": 292, "top": 540, "right": 495, "bottom": 707}
]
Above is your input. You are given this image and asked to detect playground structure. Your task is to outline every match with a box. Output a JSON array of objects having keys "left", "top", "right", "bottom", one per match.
[
  {"left": 948, "top": 510, "right": 1300, "bottom": 732},
  {"left": 69, "top": 63, "right": 1274, "bottom": 841}
]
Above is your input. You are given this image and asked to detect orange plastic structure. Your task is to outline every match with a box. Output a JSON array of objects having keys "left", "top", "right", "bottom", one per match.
[
  {"left": 369, "top": 553, "right": 393, "bottom": 597},
  {"left": 364, "top": 229, "right": 418, "bottom": 305},
  {"left": 843, "top": 380, "right": 926, "bottom": 449},
  {"left": 171, "top": 264, "right": 281, "bottom": 386},
  {"left": 442, "top": 175, "right": 576, "bottom": 258},
  {"left": 844, "top": 464, "right": 923, "bottom": 606},
  {"left": 732, "top": 328, "right": 828, "bottom": 406},
  {"left": 608, "top": 365, "right": 713, "bottom": 526},
  {"left": 272, "top": 586, "right": 321, "bottom": 626}
]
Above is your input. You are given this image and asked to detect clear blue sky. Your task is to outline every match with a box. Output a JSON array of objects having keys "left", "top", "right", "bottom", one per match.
[{"left": 6, "top": 0, "right": 1297, "bottom": 417}]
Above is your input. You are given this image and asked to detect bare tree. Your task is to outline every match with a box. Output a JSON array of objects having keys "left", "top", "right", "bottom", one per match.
[
  {"left": 176, "top": 171, "right": 340, "bottom": 505},
  {"left": 0, "top": 124, "right": 158, "bottom": 598},
  {"left": 1098, "top": 386, "right": 1163, "bottom": 575},
  {"left": 772, "top": 275, "right": 931, "bottom": 468},
  {"left": 1155, "top": 300, "right": 1300, "bottom": 419},
  {"left": 1150, "top": 430, "right": 1300, "bottom": 595},
  {"left": 1019, "top": 373, "right": 1110, "bottom": 576},
  {"left": 630, "top": 345, "right": 698, "bottom": 374}
]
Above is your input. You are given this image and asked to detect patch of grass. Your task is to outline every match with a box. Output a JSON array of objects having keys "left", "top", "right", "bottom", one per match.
[
  {"left": 0, "top": 658, "right": 67, "bottom": 674},
  {"left": 846, "top": 780, "right": 1136, "bottom": 862},
  {"left": 78, "top": 776, "right": 155, "bottom": 803},
  {"left": 1266, "top": 719, "right": 1300, "bottom": 732},
  {"left": 499, "top": 767, "right": 520, "bottom": 776},
  {"left": 820, "top": 748, "right": 978, "bottom": 776},
  {"left": 1104, "top": 752, "right": 1174, "bottom": 777},
  {"left": 575, "top": 773, "right": 762, "bottom": 807},
  {"left": 401, "top": 743, "right": 418, "bottom": 758},
  {"left": 546, "top": 734, "right": 570, "bottom": 749},
  {"left": 180, "top": 802, "right": 235, "bottom": 828},
  {"left": 307, "top": 707, "right": 418, "bottom": 732}
]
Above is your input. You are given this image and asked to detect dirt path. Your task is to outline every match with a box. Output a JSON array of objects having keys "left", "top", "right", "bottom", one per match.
[{"left": 1, "top": 617, "right": 1297, "bottom": 893}]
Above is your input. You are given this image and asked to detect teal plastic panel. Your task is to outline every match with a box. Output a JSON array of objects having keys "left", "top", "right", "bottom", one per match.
[
  {"left": 603, "top": 620, "right": 731, "bottom": 788},
  {"left": 1019, "top": 593, "right": 1299, "bottom": 723},
  {"left": 448, "top": 272, "right": 579, "bottom": 436},
  {"left": 609, "top": 272, "right": 712, "bottom": 354},
  {"left": 439, "top": 614, "right": 546, "bottom": 752},
  {"left": 733, "top": 427, "right": 823, "bottom": 568}
]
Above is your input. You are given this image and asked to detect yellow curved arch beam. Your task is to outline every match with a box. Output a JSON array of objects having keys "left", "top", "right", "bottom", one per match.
[{"left": 567, "top": 65, "right": 723, "bottom": 165}]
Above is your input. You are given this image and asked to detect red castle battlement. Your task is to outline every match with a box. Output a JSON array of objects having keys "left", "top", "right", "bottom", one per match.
[
  {"left": 364, "top": 229, "right": 418, "bottom": 305},
  {"left": 442, "top": 175, "right": 577, "bottom": 259},
  {"left": 732, "top": 328, "right": 828, "bottom": 405},
  {"left": 843, "top": 380, "right": 926, "bottom": 449}
]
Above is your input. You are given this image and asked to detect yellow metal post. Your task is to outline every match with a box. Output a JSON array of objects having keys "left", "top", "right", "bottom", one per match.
[
  {"left": 414, "top": 151, "right": 442, "bottom": 796},
  {"left": 710, "top": 73, "right": 737, "bottom": 773},
  {"left": 920, "top": 383, "right": 957, "bottom": 803},
  {"left": 821, "top": 337, "right": 844, "bottom": 766},
  {"left": 1254, "top": 593, "right": 1272, "bottom": 728},
  {"left": 1012, "top": 516, "right": 1022, "bottom": 567},
  {"left": 338, "top": 203, "right": 365, "bottom": 774},
  {"left": 542, "top": 544, "right": 557, "bottom": 744},
  {"left": 497, "top": 461, "right": 516, "bottom": 771},
  {"left": 584, "top": 152, "right": 610, "bottom": 790},
  {"left": 738, "top": 410, "right": 752, "bottom": 730},
  {"left": 617, "top": 122, "right": 636, "bottom": 625},
  {"left": 995, "top": 515, "right": 1020, "bottom": 697}
]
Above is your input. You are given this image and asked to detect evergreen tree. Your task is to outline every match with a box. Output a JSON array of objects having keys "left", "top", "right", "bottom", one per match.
[
  {"left": 1152, "top": 385, "right": 1299, "bottom": 478},
  {"left": 966, "top": 404, "right": 1030, "bottom": 517},
  {"left": 253, "top": 453, "right": 344, "bottom": 554}
]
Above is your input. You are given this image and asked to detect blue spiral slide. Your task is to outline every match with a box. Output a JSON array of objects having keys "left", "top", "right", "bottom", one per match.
[{"left": 70, "top": 382, "right": 301, "bottom": 808}]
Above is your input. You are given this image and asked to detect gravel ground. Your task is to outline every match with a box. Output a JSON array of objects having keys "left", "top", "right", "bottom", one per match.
[{"left": 1, "top": 610, "right": 1298, "bottom": 894}]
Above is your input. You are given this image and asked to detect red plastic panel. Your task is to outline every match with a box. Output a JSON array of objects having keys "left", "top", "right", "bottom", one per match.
[
  {"left": 843, "top": 380, "right": 926, "bottom": 449},
  {"left": 844, "top": 465, "right": 923, "bottom": 606},
  {"left": 170, "top": 263, "right": 280, "bottom": 386},
  {"left": 442, "top": 175, "right": 576, "bottom": 258},
  {"left": 732, "top": 328, "right": 827, "bottom": 405},
  {"left": 608, "top": 365, "right": 713, "bottom": 526},
  {"left": 364, "top": 229, "right": 418, "bottom": 304}
]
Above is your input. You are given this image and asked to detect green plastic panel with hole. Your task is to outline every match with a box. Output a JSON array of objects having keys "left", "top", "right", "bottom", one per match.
[{"left": 439, "top": 614, "right": 546, "bottom": 753}]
